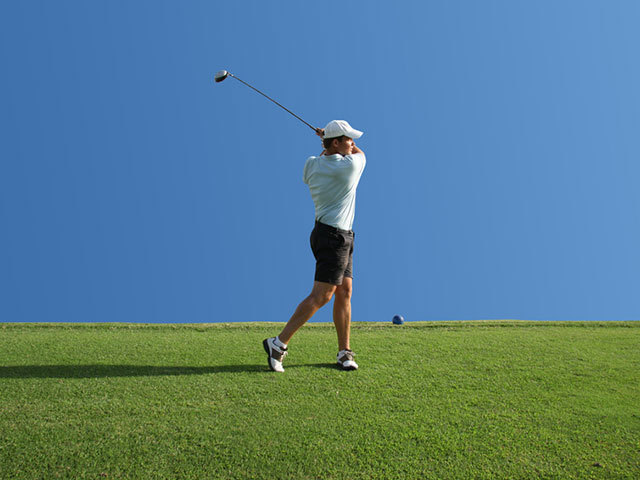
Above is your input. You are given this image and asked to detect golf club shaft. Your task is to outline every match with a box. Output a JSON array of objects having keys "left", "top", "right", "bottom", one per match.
[{"left": 228, "top": 73, "right": 318, "bottom": 132}]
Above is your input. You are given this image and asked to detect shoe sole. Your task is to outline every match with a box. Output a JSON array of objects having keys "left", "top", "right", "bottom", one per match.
[
  {"left": 263, "top": 338, "right": 278, "bottom": 372},
  {"left": 337, "top": 363, "right": 358, "bottom": 371}
]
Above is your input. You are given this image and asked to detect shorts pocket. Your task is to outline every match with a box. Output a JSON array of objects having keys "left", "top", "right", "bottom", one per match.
[{"left": 329, "top": 231, "right": 345, "bottom": 248}]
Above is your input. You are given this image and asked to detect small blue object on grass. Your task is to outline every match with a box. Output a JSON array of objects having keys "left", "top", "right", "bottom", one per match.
[{"left": 392, "top": 315, "right": 404, "bottom": 325}]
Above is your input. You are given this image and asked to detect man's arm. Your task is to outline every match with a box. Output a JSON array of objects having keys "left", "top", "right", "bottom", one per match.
[
  {"left": 316, "top": 128, "right": 327, "bottom": 155},
  {"left": 352, "top": 141, "right": 364, "bottom": 156},
  {"left": 350, "top": 141, "right": 365, "bottom": 174}
]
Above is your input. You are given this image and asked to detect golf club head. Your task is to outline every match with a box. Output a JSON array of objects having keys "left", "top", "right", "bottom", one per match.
[{"left": 214, "top": 70, "right": 229, "bottom": 83}]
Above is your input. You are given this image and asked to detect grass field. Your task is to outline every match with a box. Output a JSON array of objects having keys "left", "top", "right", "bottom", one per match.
[{"left": 0, "top": 321, "right": 638, "bottom": 479}]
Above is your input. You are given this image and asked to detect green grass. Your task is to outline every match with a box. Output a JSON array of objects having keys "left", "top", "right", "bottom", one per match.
[{"left": 1, "top": 321, "right": 638, "bottom": 479}]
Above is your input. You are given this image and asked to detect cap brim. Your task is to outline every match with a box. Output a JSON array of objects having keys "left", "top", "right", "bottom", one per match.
[
  {"left": 322, "top": 124, "right": 364, "bottom": 140},
  {"left": 324, "top": 128, "right": 362, "bottom": 139},
  {"left": 348, "top": 128, "right": 363, "bottom": 139}
]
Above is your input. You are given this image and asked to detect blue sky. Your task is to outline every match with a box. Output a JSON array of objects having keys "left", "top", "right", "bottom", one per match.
[{"left": 1, "top": 1, "right": 639, "bottom": 323}]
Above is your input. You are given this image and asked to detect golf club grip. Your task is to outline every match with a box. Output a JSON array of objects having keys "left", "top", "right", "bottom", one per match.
[{"left": 229, "top": 74, "right": 318, "bottom": 132}]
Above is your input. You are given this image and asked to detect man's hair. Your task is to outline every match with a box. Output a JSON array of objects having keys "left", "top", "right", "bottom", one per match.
[{"left": 323, "top": 135, "right": 348, "bottom": 149}]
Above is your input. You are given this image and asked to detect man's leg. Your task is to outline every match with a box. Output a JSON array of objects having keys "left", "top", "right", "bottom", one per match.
[
  {"left": 333, "top": 277, "right": 352, "bottom": 351},
  {"left": 278, "top": 281, "right": 336, "bottom": 344}
]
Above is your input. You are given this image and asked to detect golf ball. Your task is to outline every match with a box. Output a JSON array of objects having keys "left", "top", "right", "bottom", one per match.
[{"left": 392, "top": 315, "right": 404, "bottom": 325}]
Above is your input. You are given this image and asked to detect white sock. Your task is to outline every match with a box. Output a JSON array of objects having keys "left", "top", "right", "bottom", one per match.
[{"left": 274, "top": 336, "right": 287, "bottom": 349}]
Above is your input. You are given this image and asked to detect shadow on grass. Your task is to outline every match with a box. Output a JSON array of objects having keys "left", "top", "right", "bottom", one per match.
[
  {"left": 0, "top": 363, "right": 340, "bottom": 379},
  {"left": 0, "top": 364, "right": 267, "bottom": 379},
  {"left": 287, "top": 363, "right": 337, "bottom": 370}
]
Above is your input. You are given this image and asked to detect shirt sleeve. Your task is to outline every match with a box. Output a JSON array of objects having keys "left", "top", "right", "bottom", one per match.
[
  {"left": 346, "top": 153, "right": 366, "bottom": 175},
  {"left": 303, "top": 156, "right": 315, "bottom": 184}
]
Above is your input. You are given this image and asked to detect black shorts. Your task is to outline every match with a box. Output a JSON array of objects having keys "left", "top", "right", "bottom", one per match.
[{"left": 310, "top": 221, "right": 354, "bottom": 286}]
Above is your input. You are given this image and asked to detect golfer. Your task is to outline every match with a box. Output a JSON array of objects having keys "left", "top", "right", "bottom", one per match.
[{"left": 263, "top": 120, "right": 366, "bottom": 372}]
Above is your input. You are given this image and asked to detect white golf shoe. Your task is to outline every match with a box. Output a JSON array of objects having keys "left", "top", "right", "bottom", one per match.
[
  {"left": 263, "top": 337, "right": 287, "bottom": 373},
  {"left": 337, "top": 349, "right": 358, "bottom": 371}
]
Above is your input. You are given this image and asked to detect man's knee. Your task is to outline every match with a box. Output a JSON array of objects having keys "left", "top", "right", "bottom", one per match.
[
  {"left": 335, "top": 279, "right": 353, "bottom": 301},
  {"left": 309, "top": 285, "right": 335, "bottom": 307},
  {"left": 312, "top": 291, "right": 334, "bottom": 307}
]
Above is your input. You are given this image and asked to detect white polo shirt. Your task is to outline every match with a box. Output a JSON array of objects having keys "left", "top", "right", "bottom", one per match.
[{"left": 302, "top": 152, "right": 366, "bottom": 231}]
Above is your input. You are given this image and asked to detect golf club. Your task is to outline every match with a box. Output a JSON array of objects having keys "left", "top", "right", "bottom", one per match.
[{"left": 214, "top": 70, "right": 319, "bottom": 133}]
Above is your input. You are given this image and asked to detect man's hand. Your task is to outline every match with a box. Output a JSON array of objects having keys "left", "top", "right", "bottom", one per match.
[
  {"left": 316, "top": 128, "right": 326, "bottom": 155},
  {"left": 351, "top": 141, "right": 364, "bottom": 155}
]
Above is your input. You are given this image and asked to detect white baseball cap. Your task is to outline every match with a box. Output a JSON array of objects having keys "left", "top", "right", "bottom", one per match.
[{"left": 323, "top": 120, "right": 363, "bottom": 140}]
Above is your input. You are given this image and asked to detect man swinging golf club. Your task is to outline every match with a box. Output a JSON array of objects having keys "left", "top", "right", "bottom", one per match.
[{"left": 263, "top": 120, "right": 366, "bottom": 372}]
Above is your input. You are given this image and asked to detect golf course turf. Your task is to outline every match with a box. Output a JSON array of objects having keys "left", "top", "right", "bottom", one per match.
[{"left": 1, "top": 321, "right": 638, "bottom": 479}]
